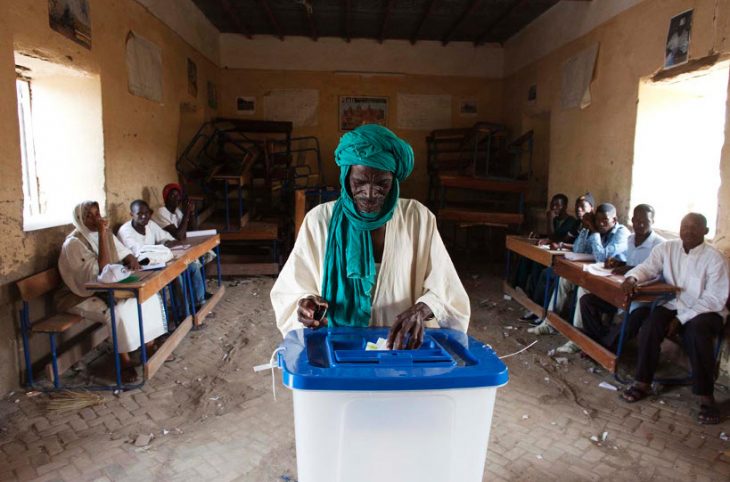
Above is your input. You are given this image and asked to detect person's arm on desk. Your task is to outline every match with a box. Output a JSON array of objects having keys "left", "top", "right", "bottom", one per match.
[{"left": 621, "top": 244, "right": 666, "bottom": 295}]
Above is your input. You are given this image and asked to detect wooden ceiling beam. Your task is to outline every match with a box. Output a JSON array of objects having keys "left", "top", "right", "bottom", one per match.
[
  {"left": 257, "top": 0, "right": 285, "bottom": 41},
  {"left": 220, "top": 0, "right": 253, "bottom": 39},
  {"left": 473, "top": 0, "right": 527, "bottom": 46},
  {"left": 411, "top": 0, "right": 438, "bottom": 45},
  {"left": 343, "top": 0, "right": 351, "bottom": 42},
  {"left": 442, "top": 0, "right": 482, "bottom": 46},
  {"left": 379, "top": 0, "right": 396, "bottom": 44},
  {"left": 299, "top": 0, "right": 318, "bottom": 40}
]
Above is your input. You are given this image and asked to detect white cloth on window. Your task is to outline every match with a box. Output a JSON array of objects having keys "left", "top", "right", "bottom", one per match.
[
  {"left": 626, "top": 240, "right": 729, "bottom": 324},
  {"left": 152, "top": 206, "right": 184, "bottom": 228},
  {"left": 270, "top": 199, "right": 471, "bottom": 336},
  {"left": 118, "top": 220, "right": 174, "bottom": 258}
]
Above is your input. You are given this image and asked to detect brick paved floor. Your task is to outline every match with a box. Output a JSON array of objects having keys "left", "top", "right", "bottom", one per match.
[{"left": 1, "top": 269, "right": 729, "bottom": 481}]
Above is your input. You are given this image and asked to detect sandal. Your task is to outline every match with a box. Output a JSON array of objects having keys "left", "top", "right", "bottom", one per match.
[
  {"left": 621, "top": 384, "right": 649, "bottom": 403},
  {"left": 698, "top": 404, "right": 721, "bottom": 425},
  {"left": 165, "top": 354, "right": 176, "bottom": 363}
]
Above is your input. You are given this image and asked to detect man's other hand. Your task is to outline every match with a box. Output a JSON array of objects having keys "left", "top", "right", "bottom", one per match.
[
  {"left": 387, "top": 302, "right": 433, "bottom": 350},
  {"left": 124, "top": 255, "right": 142, "bottom": 271},
  {"left": 297, "top": 295, "right": 329, "bottom": 329},
  {"left": 621, "top": 276, "right": 638, "bottom": 296}
]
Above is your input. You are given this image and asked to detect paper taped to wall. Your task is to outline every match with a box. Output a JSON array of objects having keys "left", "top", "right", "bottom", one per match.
[
  {"left": 561, "top": 43, "right": 599, "bottom": 110},
  {"left": 397, "top": 94, "right": 452, "bottom": 130},
  {"left": 126, "top": 31, "right": 163, "bottom": 102},
  {"left": 264, "top": 89, "right": 319, "bottom": 127}
]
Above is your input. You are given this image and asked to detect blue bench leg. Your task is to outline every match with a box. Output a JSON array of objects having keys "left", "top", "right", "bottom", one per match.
[
  {"left": 215, "top": 245, "right": 222, "bottom": 287},
  {"left": 49, "top": 333, "right": 60, "bottom": 389},
  {"left": 136, "top": 297, "right": 147, "bottom": 366},
  {"left": 107, "top": 290, "right": 123, "bottom": 390},
  {"left": 20, "top": 305, "right": 34, "bottom": 387}
]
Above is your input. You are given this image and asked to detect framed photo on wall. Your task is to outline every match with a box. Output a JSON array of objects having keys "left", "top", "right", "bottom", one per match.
[
  {"left": 664, "top": 10, "right": 692, "bottom": 69},
  {"left": 339, "top": 96, "right": 388, "bottom": 131}
]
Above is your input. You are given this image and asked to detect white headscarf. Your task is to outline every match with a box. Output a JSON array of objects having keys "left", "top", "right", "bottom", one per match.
[{"left": 68, "top": 201, "right": 121, "bottom": 261}]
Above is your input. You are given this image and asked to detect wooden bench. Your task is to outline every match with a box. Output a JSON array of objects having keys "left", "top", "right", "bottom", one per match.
[{"left": 16, "top": 268, "right": 107, "bottom": 388}]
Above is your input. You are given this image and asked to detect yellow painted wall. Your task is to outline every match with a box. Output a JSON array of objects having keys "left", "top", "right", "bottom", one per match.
[
  {"left": 503, "top": 0, "right": 730, "bottom": 248},
  {"left": 218, "top": 70, "right": 504, "bottom": 201},
  {"left": 0, "top": 0, "right": 219, "bottom": 394}
]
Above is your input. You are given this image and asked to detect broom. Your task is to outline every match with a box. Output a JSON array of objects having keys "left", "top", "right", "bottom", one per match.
[{"left": 45, "top": 391, "right": 106, "bottom": 413}]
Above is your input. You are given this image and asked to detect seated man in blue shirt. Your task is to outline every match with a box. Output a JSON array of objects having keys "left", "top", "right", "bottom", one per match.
[
  {"left": 529, "top": 204, "right": 630, "bottom": 346},
  {"left": 580, "top": 204, "right": 665, "bottom": 349}
]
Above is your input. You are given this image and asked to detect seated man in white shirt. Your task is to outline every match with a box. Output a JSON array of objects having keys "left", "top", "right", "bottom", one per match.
[
  {"left": 119, "top": 200, "right": 209, "bottom": 310},
  {"left": 580, "top": 204, "right": 665, "bottom": 349},
  {"left": 620, "top": 213, "right": 728, "bottom": 425}
]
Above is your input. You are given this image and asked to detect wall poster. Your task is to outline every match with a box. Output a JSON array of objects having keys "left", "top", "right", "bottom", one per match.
[
  {"left": 664, "top": 10, "right": 692, "bottom": 69},
  {"left": 339, "top": 96, "right": 388, "bottom": 131}
]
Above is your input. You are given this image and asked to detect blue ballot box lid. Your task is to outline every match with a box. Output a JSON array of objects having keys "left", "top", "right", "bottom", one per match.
[{"left": 279, "top": 327, "right": 509, "bottom": 391}]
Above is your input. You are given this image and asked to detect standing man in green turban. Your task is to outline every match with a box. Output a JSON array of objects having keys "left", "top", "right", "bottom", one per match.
[{"left": 270, "top": 124, "right": 470, "bottom": 349}]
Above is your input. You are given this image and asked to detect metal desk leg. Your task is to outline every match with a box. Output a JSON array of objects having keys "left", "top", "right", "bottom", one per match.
[
  {"left": 504, "top": 249, "right": 512, "bottom": 282},
  {"left": 49, "top": 334, "right": 60, "bottom": 389},
  {"left": 542, "top": 268, "right": 553, "bottom": 319},
  {"left": 19, "top": 304, "right": 34, "bottom": 387},
  {"left": 237, "top": 181, "right": 244, "bottom": 225},
  {"left": 215, "top": 245, "right": 222, "bottom": 288},
  {"left": 614, "top": 309, "right": 632, "bottom": 384},
  {"left": 107, "top": 290, "right": 123, "bottom": 390},
  {"left": 136, "top": 296, "right": 147, "bottom": 366},
  {"left": 224, "top": 181, "right": 230, "bottom": 232}
]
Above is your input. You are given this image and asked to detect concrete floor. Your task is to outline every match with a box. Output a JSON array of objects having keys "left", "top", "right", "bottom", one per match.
[{"left": 1, "top": 266, "right": 730, "bottom": 481}]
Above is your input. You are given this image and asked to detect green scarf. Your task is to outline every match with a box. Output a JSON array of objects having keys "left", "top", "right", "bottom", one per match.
[{"left": 321, "top": 124, "right": 414, "bottom": 327}]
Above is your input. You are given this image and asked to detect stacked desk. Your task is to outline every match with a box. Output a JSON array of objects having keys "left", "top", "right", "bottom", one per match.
[{"left": 85, "top": 235, "right": 224, "bottom": 388}]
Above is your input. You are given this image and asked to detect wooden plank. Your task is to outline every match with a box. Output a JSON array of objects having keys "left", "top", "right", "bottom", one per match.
[
  {"left": 547, "top": 312, "right": 617, "bottom": 372},
  {"left": 144, "top": 315, "right": 192, "bottom": 380},
  {"left": 46, "top": 323, "right": 108, "bottom": 384},
  {"left": 220, "top": 222, "right": 278, "bottom": 241},
  {"left": 213, "top": 263, "right": 279, "bottom": 276},
  {"left": 503, "top": 282, "right": 544, "bottom": 318},
  {"left": 295, "top": 189, "right": 306, "bottom": 235},
  {"left": 194, "top": 286, "right": 225, "bottom": 327},
  {"left": 17, "top": 268, "right": 61, "bottom": 301},
  {"left": 438, "top": 175, "right": 529, "bottom": 193},
  {"left": 505, "top": 235, "right": 560, "bottom": 267},
  {"left": 32, "top": 314, "right": 83, "bottom": 333},
  {"left": 438, "top": 208, "right": 523, "bottom": 225}
]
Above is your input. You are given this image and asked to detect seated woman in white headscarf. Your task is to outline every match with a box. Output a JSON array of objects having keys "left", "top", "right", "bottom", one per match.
[{"left": 56, "top": 201, "right": 168, "bottom": 382}]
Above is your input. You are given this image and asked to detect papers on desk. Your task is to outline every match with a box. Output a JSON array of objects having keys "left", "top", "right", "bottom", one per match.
[
  {"left": 140, "top": 262, "right": 166, "bottom": 271},
  {"left": 187, "top": 229, "right": 217, "bottom": 238},
  {"left": 584, "top": 262, "right": 613, "bottom": 277},
  {"left": 170, "top": 244, "right": 191, "bottom": 251},
  {"left": 564, "top": 252, "right": 595, "bottom": 262}
]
